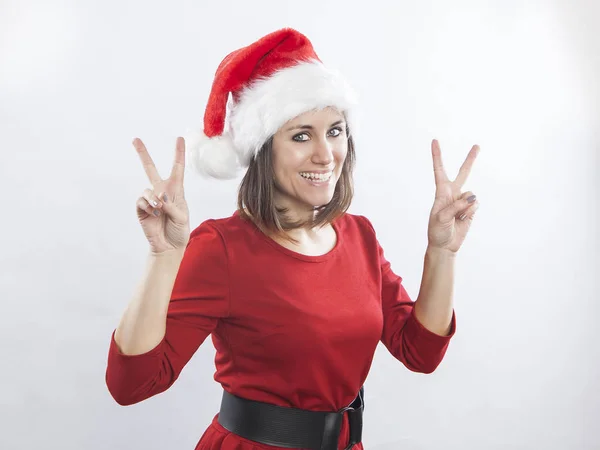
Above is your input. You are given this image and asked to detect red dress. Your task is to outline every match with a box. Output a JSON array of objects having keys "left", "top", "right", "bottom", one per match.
[{"left": 105, "top": 212, "right": 456, "bottom": 449}]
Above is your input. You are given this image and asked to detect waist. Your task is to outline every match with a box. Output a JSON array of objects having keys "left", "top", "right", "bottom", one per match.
[{"left": 217, "top": 387, "right": 364, "bottom": 450}]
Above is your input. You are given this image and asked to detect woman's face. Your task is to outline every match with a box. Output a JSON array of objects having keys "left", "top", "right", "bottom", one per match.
[{"left": 271, "top": 107, "right": 348, "bottom": 215}]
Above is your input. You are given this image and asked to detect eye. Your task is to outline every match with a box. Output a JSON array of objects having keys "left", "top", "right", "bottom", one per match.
[
  {"left": 328, "top": 126, "right": 344, "bottom": 137},
  {"left": 292, "top": 126, "right": 344, "bottom": 142},
  {"left": 292, "top": 133, "right": 309, "bottom": 142}
]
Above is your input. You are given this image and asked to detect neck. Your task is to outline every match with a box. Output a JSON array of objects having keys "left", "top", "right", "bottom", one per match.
[
  {"left": 274, "top": 196, "right": 319, "bottom": 225},
  {"left": 271, "top": 200, "right": 326, "bottom": 244},
  {"left": 269, "top": 219, "right": 335, "bottom": 256}
]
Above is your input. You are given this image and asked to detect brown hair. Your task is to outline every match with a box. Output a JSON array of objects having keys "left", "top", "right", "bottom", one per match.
[{"left": 237, "top": 128, "right": 356, "bottom": 244}]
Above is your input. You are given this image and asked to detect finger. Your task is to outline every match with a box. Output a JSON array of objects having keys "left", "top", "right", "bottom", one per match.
[
  {"left": 133, "top": 138, "right": 162, "bottom": 186},
  {"left": 455, "top": 192, "right": 477, "bottom": 219},
  {"left": 438, "top": 191, "right": 476, "bottom": 222},
  {"left": 156, "top": 190, "right": 188, "bottom": 224},
  {"left": 459, "top": 200, "right": 479, "bottom": 221},
  {"left": 142, "top": 188, "right": 163, "bottom": 209},
  {"left": 136, "top": 197, "right": 161, "bottom": 218},
  {"left": 431, "top": 139, "right": 449, "bottom": 186},
  {"left": 169, "top": 137, "right": 186, "bottom": 183},
  {"left": 454, "top": 145, "right": 480, "bottom": 188}
]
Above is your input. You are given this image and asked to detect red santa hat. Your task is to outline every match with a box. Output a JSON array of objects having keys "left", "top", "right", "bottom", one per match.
[{"left": 186, "top": 28, "right": 358, "bottom": 179}]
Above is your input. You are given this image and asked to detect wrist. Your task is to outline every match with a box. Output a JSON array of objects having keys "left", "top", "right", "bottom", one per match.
[
  {"left": 149, "top": 247, "right": 186, "bottom": 262},
  {"left": 425, "top": 245, "right": 457, "bottom": 260}
]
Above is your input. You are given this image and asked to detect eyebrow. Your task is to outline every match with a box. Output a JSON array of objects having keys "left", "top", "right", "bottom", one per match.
[{"left": 285, "top": 119, "right": 345, "bottom": 132}]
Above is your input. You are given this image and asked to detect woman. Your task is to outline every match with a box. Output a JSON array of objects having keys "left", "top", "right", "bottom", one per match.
[{"left": 105, "top": 28, "right": 480, "bottom": 450}]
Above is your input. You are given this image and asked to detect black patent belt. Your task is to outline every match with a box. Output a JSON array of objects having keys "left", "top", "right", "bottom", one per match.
[{"left": 218, "top": 386, "right": 364, "bottom": 450}]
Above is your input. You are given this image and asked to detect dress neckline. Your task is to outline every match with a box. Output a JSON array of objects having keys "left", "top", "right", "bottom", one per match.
[{"left": 237, "top": 212, "right": 343, "bottom": 263}]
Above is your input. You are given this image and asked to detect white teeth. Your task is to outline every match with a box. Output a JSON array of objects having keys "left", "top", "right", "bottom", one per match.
[{"left": 300, "top": 172, "right": 332, "bottom": 181}]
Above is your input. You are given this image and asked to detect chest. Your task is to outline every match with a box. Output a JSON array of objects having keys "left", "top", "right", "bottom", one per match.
[{"left": 225, "top": 250, "right": 383, "bottom": 360}]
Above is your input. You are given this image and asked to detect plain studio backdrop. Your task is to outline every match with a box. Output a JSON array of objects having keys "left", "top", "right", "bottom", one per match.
[{"left": 1, "top": 1, "right": 598, "bottom": 449}]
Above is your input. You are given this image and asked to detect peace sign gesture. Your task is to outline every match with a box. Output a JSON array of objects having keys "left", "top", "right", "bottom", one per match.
[
  {"left": 426, "top": 139, "right": 480, "bottom": 254},
  {"left": 133, "top": 137, "right": 190, "bottom": 255}
]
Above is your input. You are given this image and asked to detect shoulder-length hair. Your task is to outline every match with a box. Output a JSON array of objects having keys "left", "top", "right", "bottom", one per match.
[{"left": 237, "top": 128, "right": 356, "bottom": 243}]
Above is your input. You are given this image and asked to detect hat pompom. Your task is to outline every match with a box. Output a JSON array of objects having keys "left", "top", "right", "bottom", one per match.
[{"left": 185, "top": 129, "right": 241, "bottom": 180}]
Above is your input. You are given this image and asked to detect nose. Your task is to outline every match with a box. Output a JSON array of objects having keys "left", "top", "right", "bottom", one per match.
[{"left": 311, "top": 138, "right": 334, "bottom": 165}]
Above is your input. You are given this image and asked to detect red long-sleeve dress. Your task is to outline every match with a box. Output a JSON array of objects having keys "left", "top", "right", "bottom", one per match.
[{"left": 105, "top": 212, "right": 456, "bottom": 449}]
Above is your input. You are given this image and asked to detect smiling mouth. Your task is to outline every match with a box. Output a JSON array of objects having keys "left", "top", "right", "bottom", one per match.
[{"left": 299, "top": 171, "right": 333, "bottom": 182}]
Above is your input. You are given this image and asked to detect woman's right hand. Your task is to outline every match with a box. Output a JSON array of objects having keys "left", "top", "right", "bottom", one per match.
[{"left": 133, "top": 137, "right": 191, "bottom": 255}]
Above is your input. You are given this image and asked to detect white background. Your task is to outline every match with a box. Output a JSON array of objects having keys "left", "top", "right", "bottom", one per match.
[{"left": 1, "top": 0, "right": 598, "bottom": 449}]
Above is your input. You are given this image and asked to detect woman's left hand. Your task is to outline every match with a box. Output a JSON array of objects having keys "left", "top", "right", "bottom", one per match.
[{"left": 426, "top": 139, "right": 480, "bottom": 254}]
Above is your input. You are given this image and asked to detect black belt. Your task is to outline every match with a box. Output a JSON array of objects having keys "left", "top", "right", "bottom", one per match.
[{"left": 218, "top": 386, "right": 364, "bottom": 450}]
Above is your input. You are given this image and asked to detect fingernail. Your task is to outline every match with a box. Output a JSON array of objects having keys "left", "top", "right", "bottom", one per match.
[
  {"left": 467, "top": 195, "right": 476, "bottom": 203},
  {"left": 153, "top": 209, "right": 160, "bottom": 216},
  {"left": 152, "top": 199, "right": 158, "bottom": 206},
  {"left": 459, "top": 213, "right": 467, "bottom": 221},
  {"left": 163, "top": 194, "right": 168, "bottom": 202}
]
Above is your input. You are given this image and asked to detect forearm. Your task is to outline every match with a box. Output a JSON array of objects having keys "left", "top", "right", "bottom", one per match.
[
  {"left": 114, "top": 248, "right": 185, "bottom": 355},
  {"left": 414, "top": 246, "right": 456, "bottom": 336}
]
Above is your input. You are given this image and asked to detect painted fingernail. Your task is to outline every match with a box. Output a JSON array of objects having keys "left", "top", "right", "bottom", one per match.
[
  {"left": 459, "top": 213, "right": 467, "bottom": 220},
  {"left": 152, "top": 199, "right": 158, "bottom": 206},
  {"left": 467, "top": 195, "right": 476, "bottom": 203},
  {"left": 163, "top": 194, "right": 168, "bottom": 202},
  {"left": 153, "top": 209, "right": 160, "bottom": 216}
]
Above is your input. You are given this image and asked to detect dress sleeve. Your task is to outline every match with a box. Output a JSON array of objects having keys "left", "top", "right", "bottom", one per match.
[
  {"left": 363, "top": 217, "right": 456, "bottom": 374},
  {"left": 105, "top": 220, "right": 230, "bottom": 405}
]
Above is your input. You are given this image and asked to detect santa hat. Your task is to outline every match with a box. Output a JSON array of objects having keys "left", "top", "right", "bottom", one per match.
[{"left": 186, "top": 28, "right": 358, "bottom": 179}]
